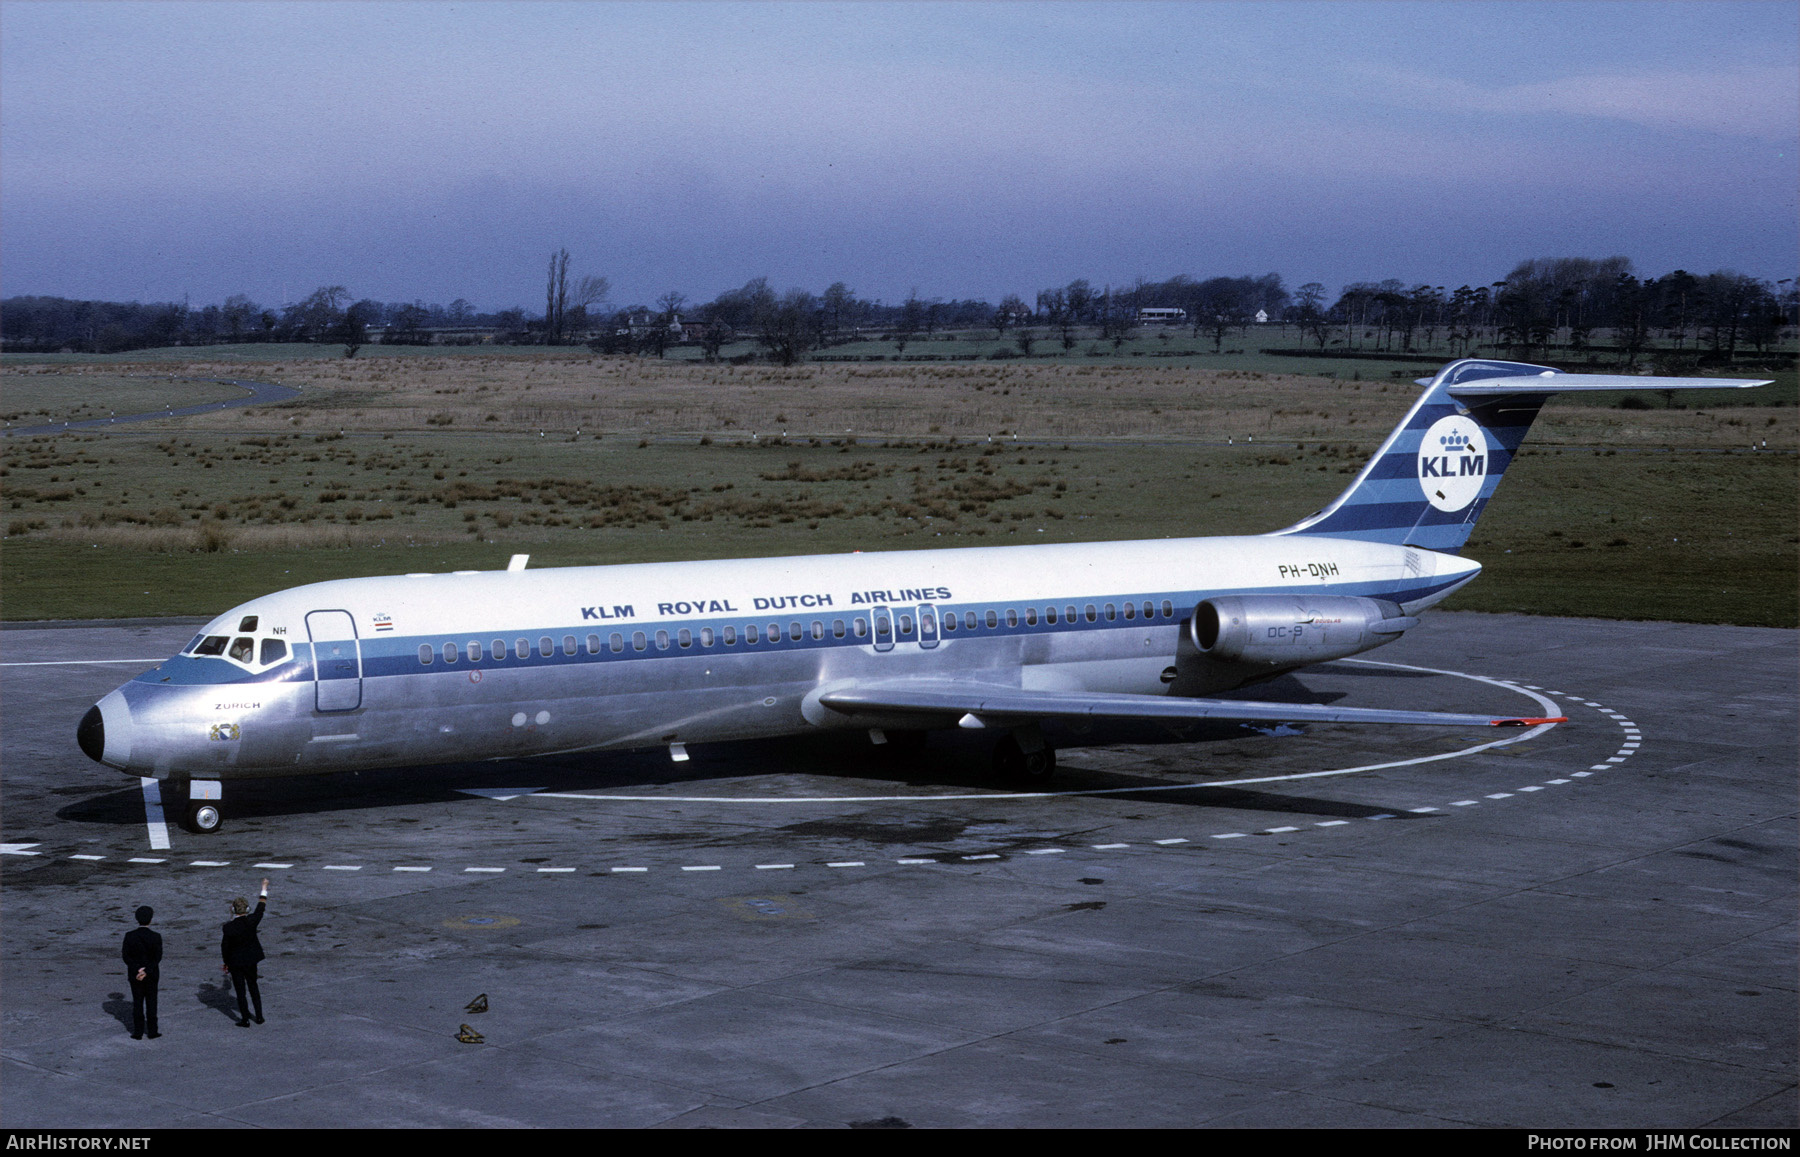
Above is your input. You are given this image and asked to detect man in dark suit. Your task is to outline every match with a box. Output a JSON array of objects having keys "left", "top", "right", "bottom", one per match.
[
  {"left": 221, "top": 879, "right": 269, "bottom": 1027},
  {"left": 122, "top": 905, "right": 162, "bottom": 1039}
]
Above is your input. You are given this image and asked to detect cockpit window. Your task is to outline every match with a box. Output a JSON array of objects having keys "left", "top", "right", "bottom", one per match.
[
  {"left": 228, "top": 637, "right": 254, "bottom": 663},
  {"left": 238, "top": 615, "right": 259, "bottom": 632},
  {"left": 194, "top": 636, "right": 229, "bottom": 656},
  {"left": 185, "top": 633, "right": 205, "bottom": 654},
  {"left": 259, "top": 639, "right": 287, "bottom": 666}
]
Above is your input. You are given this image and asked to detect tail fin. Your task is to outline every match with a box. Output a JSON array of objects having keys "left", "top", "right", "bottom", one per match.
[{"left": 1274, "top": 358, "right": 1772, "bottom": 553}]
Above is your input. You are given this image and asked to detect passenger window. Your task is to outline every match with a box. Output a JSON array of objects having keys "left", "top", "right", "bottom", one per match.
[
  {"left": 854, "top": 618, "right": 868, "bottom": 638},
  {"left": 1161, "top": 600, "right": 1174, "bottom": 618},
  {"left": 1085, "top": 605, "right": 1097, "bottom": 622},
  {"left": 1123, "top": 602, "right": 1135, "bottom": 620},
  {"left": 811, "top": 621, "right": 823, "bottom": 640},
  {"left": 723, "top": 626, "right": 737, "bottom": 645},
  {"left": 833, "top": 619, "right": 846, "bottom": 638},
  {"left": 678, "top": 629, "right": 692, "bottom": 648},
  {"left": 261, "top": 639, "right": 288, "bottom": 666},
  {"left": 539, "top": 636, "right": 553, "bottom": 657},
  {"left": 1006, "top": 609, "right": 1018, "bottom": 627},
  {"left": 898, "top": 615, "right": 914, "bottom": 636},
  {"left": 564, "top": 635, "right": 577, "bottom": 656},
  {"left": 514, "top": 638, "right": 528, "bottom": 659},
  {"left": 768, "top": 622, "right": 780, "bottom": 642},
  {"left": 965, "top": 611, "right": 977, "bottom": 629},
  {"left": 494, "top": 640, "right": 508, "bottom": 661},
  {"left": 466, "top": 642, "right": 481, "bottom": 662},
  {"left": 943, "top": 615, "right": 957, "bottom": 632},
  {"left": 632, "top": 631, "right": 647, "bottom": 651},
  {"left": 417, "top": 644, "right": 433, "bottom": 666},
  {"left": 985, "top": 610, "right": 998, "bottom": 628},
  {"left": 238, "top": 616, "right": 258, "bottom": 632},
  {"left": 789, "top": 622, "right": 802, "bottom": 642},
  {"left": 1066, "top": 605, "right": 1078, "bottom": 623},
  {"left": 610, "top": 633, "right": 624, "bottom": 653},
  {"left": 655, "top": 630, "right": 670, "bottom": 650},
  {"left": 196, "top": 636, "right": 228, "bottom": 656},
  {"left": 443, "top": 642, "right": 458, "bottom": 663},
  {"left": 746, "top": 624, "right": 760, "bottom": 644},
  {"left": 587, "top": 634, "right": 601, "bottom": 654},
  {"left": 1026, "top": 607, "right": 1037, "bottom": 625},
  {"left": 1045, "top": 606, "right": 1057, "bottom": 624},
  {"left": 701, "top": 627, "right": 714, "bottom": 647},
  {"left": 1104, "top": 603, "right": 1116, "bottom": 621}
]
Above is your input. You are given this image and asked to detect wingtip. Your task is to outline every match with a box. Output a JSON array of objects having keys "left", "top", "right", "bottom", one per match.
[{"left": 1492, "top": 716, "right": 1568, "bottom": 727}]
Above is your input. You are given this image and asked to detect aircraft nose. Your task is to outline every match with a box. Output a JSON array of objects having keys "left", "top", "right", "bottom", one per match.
[
  {"left": 77, "top": 690, "right": 134, "bottom": 769},
  {"left": 78, "top": 704, "right": 105, "bottom": 762}
]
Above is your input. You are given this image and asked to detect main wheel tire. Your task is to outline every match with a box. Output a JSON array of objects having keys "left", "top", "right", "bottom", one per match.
[
  {"left": 186, "top": 802, "right": 223, "bottom": 834},
  {"left": 994, "top": 735, "right": 1056, "bottom": 783}
]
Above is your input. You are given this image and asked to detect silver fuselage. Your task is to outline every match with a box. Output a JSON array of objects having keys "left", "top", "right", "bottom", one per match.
[{"left": 86, "top": 535, "right": 1478, "bottom": 780}]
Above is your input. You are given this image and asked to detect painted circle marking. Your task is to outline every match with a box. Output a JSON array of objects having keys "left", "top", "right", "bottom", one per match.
[{"left": 535, "top": 660, "right": 1562, "bottom": 804}]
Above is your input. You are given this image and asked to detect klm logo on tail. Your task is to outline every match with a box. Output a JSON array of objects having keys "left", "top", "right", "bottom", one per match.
[{"left": 1418, "top": 416, "right": 1487, "bottom": 512}]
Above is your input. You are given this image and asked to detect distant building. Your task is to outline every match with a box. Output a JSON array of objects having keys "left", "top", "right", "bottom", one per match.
[
  {"left": 1137, "top": 307, "right": 1187, "bottom": 324},
  {"left": 1254, "top": 309, "right": 1269, "bottom": 324}
]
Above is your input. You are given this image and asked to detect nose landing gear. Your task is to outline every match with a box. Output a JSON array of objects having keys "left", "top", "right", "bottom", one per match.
[{"left": 174, "top": 780, "right": 225, "bottom": 834}]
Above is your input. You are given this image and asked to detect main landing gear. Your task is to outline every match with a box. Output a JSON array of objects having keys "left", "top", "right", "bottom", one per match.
[{"left": 992, "top": 726, "right": 1056, "bottom": 783}]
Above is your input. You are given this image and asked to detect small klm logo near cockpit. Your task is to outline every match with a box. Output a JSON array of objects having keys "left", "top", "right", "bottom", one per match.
[{"left": 1418, "top": 416, "right": 1488, "bottom": 512}]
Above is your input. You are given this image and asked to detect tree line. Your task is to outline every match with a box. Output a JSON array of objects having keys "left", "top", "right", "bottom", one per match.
[{"left": 4, "top": 254, "right": 1792, "bottom": 366}]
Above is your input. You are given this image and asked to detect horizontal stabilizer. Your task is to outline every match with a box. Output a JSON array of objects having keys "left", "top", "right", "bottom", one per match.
[
  {"left": 816, "top": 680, "right": 1564, "bottom": 729},
  {"left": 1438, "top": 371, "right": 1772, "bottom": 395}
]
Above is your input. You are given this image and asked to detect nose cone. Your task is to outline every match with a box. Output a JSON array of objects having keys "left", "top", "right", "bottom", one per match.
[
  {"left": 78, "top": 690, "right": 134, "bottom": 770},
  {"left": 77, "top": 705, "right": 105, "bottom": 761}
]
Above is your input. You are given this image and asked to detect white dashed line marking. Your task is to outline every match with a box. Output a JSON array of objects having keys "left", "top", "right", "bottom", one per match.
[
  {"left": 255, "top": 863, "right": 293, "bottom": 869},
  {"left": 681, "top": 865, "right": 721, "bottom": 872},
  {"left": 1266, "top": 826, "right": 1299, "bottom": 833},
  {"left": 71, "top": 854, "right": 105, "bottom": 861},
  {"left": 756, "top": 863, "right": 796, "bottom": 870},
  {"left": 828, "top": 861, "right": 865, "bottom": 868},
  {"left": 464, "top": 867, "right": 504, "bottom": 874},
  {"left": 1316, "top": 820, "right": 1349, "bottom": 827},
  {"left": 323, "top": 865, "right": 361, "bottom": 871},
  {"left": 1452, "top": 800, "right": 1479, "bottom": 807},
  {"left": 536, "top": 867, "right": 575, "bottom": 873},
  {"left": 189, "top": 861, "right": 230, "bottom": 867},
  {"left": 612, "top": 866, "right": 647, "bottom": 873},
  {"left": 394, "top": 866, "right": 431, "bottom": 873}
]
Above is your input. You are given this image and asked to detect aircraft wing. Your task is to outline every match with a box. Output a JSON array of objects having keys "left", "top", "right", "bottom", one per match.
[{"left": 815, "top": 680, "right": 1564, "bottom": 729}]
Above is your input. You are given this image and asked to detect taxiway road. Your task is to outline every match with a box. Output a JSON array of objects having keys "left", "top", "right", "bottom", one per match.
[{"left": 2, "top": 612, "right": 1793, "bottom": 1128}]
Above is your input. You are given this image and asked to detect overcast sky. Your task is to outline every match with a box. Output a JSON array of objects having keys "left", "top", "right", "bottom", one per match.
[{"left": 2, "top": 0, "right": 1794, "bottom": 311}]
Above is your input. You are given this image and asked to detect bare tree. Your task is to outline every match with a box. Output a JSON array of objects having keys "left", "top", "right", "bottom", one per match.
[{"left": 544, "top": 249, "right": 570, "bottom": 344}]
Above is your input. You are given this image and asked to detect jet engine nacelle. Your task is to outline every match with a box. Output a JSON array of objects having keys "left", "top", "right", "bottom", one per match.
[{"left": 1192, "top": 595, "right": 1417, "bottom": 667}]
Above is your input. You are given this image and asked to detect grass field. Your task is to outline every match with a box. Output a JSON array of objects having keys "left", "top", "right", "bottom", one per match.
[{"left": 2, "top": 347, "right": 1794, "bottom": 625}]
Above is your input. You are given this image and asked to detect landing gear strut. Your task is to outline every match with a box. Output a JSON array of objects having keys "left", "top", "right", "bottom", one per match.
[{"left": 993, "top": 725, "right": 1055, "bottom": 783}]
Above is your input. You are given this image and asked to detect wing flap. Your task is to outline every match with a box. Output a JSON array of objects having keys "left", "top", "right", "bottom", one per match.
[{"left": 815, "top": 680, "right": 1562, "bottom": 729}]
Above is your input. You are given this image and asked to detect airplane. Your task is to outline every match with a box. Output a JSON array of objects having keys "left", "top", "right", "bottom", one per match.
[{"left": 77, "top": 358, "right": 1770, "bottom": 833}]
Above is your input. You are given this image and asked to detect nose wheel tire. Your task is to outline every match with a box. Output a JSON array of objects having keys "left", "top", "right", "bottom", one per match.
[{"left": 186, "top": 802, "right": 223, "bottom": 834}]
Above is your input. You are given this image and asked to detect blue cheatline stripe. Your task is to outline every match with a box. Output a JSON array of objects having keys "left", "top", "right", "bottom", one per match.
[{"left": 137, "top": 577, "right": 1471, "bottom": 688}]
